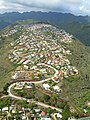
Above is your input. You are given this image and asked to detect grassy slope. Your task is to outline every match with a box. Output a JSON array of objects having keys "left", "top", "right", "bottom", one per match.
[
  {"left": 0, "top": 26, "right": 24, "bottom": 91},
  {"left": 15, "top": 19, "right": 37, "bottom": 25},
  {"left": 61, "top": 39, "right": 90, "bottom": 112},
  {"left": 0, "top": 36, "right": 16, "bottom": 91},
  {"left": 61, "top": 22, "right": 90, "bottom": 46}
]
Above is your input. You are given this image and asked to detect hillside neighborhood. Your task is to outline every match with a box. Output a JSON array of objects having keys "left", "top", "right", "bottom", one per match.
[{"left": 1, "top": 23, "right": 89, "bottom": 120}]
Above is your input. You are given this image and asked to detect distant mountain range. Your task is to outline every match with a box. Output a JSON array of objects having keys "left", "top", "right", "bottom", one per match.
[{"left": 0, "top": 11, "right": 90, "bottom": 46}]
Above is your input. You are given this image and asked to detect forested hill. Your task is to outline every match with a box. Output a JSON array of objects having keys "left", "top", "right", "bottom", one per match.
[
  {"left": 0, "top": 12, "right": 90, "bottom": 46},
  {"left": 0, "top": 12, "right": 88, "bottom": 29}
]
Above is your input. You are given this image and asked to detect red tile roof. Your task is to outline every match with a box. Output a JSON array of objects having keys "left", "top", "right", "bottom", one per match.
[{"left": 41, "top": 111, "right": 46, "bottom": 116}]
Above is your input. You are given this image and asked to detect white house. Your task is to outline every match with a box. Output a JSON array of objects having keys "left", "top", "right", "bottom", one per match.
[
  {"left": 41, "top": 118, "right": 51, "bottom": 120},
  {"left": 43, "top": 84, "right": 50, "bottom": 90},
  {"left": 12, "top": 72, "right": 20, "bottom": 79},
  {"left": 53, "top": 86, "right": 60, "bottom": 92},
  {"left": 54, "top": 113, "right": 62, "bottom": 119},
  {"left": 23, "top": 65, "right": 29, "bottom": 70},
  {"left": 2, "top": 107, "right": 8, "bottom": 112}
]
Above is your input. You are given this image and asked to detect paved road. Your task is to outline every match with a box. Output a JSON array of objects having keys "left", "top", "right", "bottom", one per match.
[
  {"left": 36, "top": 102, "right": 62, "bottom": 112},
  {"left": 7, "top": 63, "right": 62, "bottom": 113},
  {"left": 7, "top": 82, "right": 62, "bottom": 113}
]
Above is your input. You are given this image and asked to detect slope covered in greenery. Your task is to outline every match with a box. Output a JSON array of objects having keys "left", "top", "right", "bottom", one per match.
[
  {"left": 61, "top": 39, "right": 90, "bottom": 113},
  {"left": 61, "top": 22, "right": 90, "bottom": 46}
]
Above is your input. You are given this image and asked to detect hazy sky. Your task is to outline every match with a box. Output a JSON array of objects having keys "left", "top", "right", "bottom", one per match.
[{"left": 0, "top": 0, "right": 90, "bottom": 15}]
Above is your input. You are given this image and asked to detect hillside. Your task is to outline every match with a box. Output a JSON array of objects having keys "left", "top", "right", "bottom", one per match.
[
  {"left": 61, "top": 40, "right": 90, "bottom": 113},
  {"left": 0, "top": 22, "right": 90, "bottom": 118},
  {"left": 0, "top": 12, "right": 90, "bottom": 46},
  {"left": 61, "top": 22, "right": 90, "bottom": 46}
]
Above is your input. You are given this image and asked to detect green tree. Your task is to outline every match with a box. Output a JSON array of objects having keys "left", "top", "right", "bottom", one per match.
[
  {"left": 62, "top": 103, "right": 70, "bottom": 120},
  {"left": 52, "top": 94, "right": 59, "bottom": 101},
  {"left": 0, "top": 99, "right": 5, "bottom": 115},
  {"left": 15, "top": 110, "right": 22, "bottom": 120},
  {"left": 44, "top": 95, "right": 50, "bottom": 102},
  {"left": 47, "top": 108, "right": 53, "bottom": 115}
]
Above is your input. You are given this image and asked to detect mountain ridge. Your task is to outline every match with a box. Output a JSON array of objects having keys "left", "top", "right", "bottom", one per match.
[{"left": 0, "top": 11, "right": 90, "bottom": 46}]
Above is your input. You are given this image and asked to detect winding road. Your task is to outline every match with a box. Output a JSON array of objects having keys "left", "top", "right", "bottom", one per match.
[{"left": 7, "top": 63, "right": 62, "bottom": 113}]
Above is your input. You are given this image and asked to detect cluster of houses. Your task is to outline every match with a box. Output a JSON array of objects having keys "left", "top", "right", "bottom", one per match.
[
  {"left": 2, "top": 29, "right": 17, "bottom": 37},
  {"left": 43, "top": 83, "right": 62, "bottom": 93},
  {"left": 5, "top": 23, "right": 79, "bottom": 119},
  {"left": 0, "top": 104, "right": 63, "bottom": 120},
  {"left": 14, "top": 82, "right": 34, "bottom": 90},
  {"left": 8, "top": 24, "right": 78, "bottom": 81},
  {"left": 13, "top": 81, "right": 61, "bottom": 94}
]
